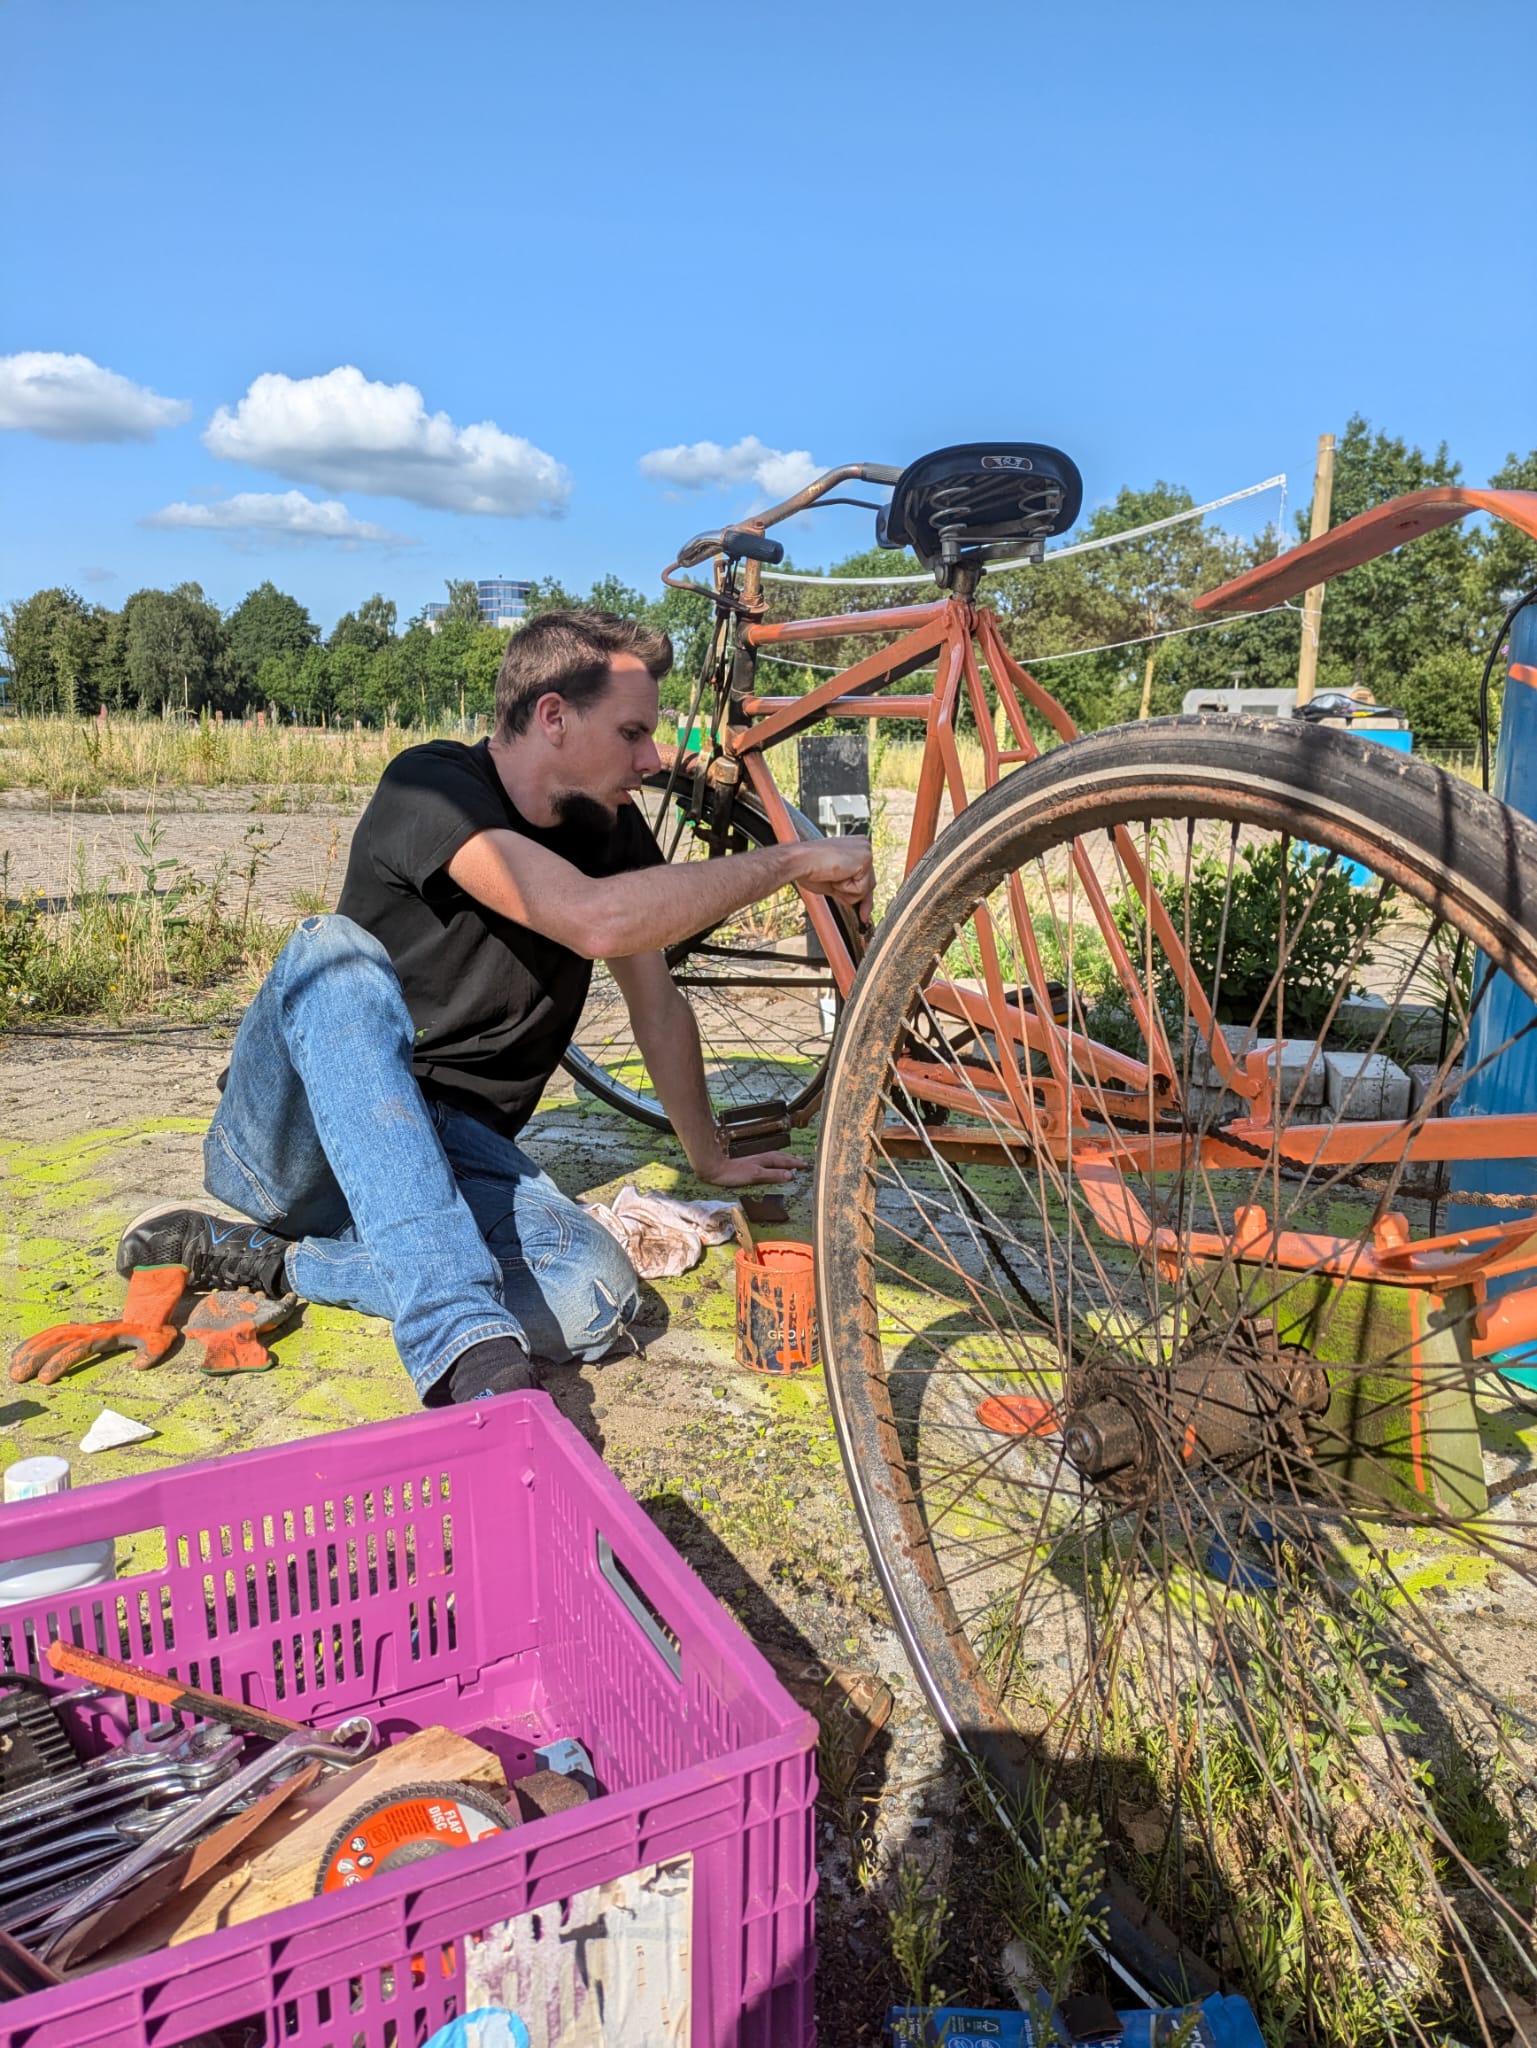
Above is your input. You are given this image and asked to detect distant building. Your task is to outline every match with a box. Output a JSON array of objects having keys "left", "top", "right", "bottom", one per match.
[{"left": 422, "top": 579, "right": 535, "bottom": 634}]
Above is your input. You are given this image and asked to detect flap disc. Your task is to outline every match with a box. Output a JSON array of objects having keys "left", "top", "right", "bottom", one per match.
[{"left": 316, "top": 1780, "right": 511, "bottom": 1893}]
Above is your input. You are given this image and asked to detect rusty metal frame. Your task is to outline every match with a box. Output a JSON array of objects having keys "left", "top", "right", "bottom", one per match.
[
  {"left": 676, "top": 476, "right": 1537, "bottom": 1322},
  {"left": 1196, "top": 486, "right": 1537, "bottom": 615}
]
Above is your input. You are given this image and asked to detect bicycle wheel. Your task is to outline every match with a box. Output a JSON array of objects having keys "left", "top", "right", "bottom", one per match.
[
  {"left": 815, "top": 717, "right": 1537, "bottom": 2043},
  {"left": 563, "top": 760, "right": 860, "bottom": 1132}
]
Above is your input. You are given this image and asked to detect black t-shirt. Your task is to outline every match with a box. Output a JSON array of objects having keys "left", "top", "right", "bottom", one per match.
[{"left": 336, "top": 738, "right": 662, "bottom": 1136}]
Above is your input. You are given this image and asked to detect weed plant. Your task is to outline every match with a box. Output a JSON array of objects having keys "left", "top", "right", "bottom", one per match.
[
  {"left": 887, "top": 1855, "right": 952, "bottom": 2010},
  {"left": 0, "top": 828, "right": 287, "bottom": 1028}
]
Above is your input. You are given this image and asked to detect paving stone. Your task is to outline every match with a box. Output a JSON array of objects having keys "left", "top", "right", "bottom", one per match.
[
  {"left": 1335, "top": 994, "right": 1447, "bottom": 1060},
  {"left": 1323, "top": 1048, "right": 1412, "bottom": 1119},
  {"left": 1408, "top": 1062, "right": 1465, "bottom": 1112},
  {"left": 1183, "top": 1086, "right": 1248, "bottom": 1127}
]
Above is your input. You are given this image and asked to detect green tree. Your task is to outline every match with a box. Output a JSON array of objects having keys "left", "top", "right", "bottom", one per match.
[
  {"left": 983, "top": 485, "right": 1244, "bottom": 729},
  {"left": 121, "top": 583, "right": 232, "bottom": 714},
  {"left": 361, "top": 640, "right": 411, "bottom": 724},
  {"left": 522, "top": 574, "right": 582, "bottom": 618},
  {"left": 50, "top": 603, "right": 103, "bottom": 717},
  {"left": 259, "top": 643, "right": 331, "bottom": 723},
  {"left": 226, "top": 582, "right": 318, "bottom": 697},
  {"left": 440, "top": 579, "right": 486, "bottom": 631},
  {"left": 1474, "top": 449, "right": 1537, "bottom": 628},
  {"left": 1396, "top": 648, "right": 1486, "bottom": 754},
  {"left": 1310, "top": 414, "right": 1478, "bottom": 699},
  {"left": 329, "top": 593, "right": 397, "bottom": 652},
  {"left": 1, "top": 587, "right": 99, "bottom": 712},
  {"left": 327, "top": 642, "right": 370, "bottom": 725}
]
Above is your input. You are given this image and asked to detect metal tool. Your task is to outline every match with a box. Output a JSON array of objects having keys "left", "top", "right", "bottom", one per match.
[
  {"left": 0, "top": 1724, "right": 245, "bottom": 1935},
  {"left": 47, "top": 1641, "right": 306, "bottom": 1742},
  {"left": 0, "top": 1725, "right": 240, "bottom": 1828},
  {"left": 32, "top": 1716, "right": 375, "bottom": 1953}
]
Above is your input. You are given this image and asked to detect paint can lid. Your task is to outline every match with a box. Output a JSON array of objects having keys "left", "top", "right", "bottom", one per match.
[{"left": 5, "top": 1457, "right": 72, "bottom": 1502}]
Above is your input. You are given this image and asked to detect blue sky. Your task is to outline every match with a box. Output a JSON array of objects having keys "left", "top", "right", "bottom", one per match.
[{"left": 3, "top": 0, "right": 1532, "bottom": 635}]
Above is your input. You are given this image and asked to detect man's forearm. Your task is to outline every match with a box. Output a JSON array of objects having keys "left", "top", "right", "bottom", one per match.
[
  {"left": 583, "top": 842, "right": 800, "bottom": 959},
  {"left": 630, "top": 991, "right": 721, "bottom": 1171}
]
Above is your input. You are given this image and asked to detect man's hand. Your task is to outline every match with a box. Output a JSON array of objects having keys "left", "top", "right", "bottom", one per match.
[
  {"left": 790, "top": 836, "right": 874, "bottom": 923},
  {"left": 691, "top": 1145, "right": 802, "bottom": 1189}
]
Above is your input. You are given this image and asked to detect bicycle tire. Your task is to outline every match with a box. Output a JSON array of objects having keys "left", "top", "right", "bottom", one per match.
[
  {"left": 814, "top": 717, "right": 1537, "bottom": 2034},
  {"left": 562, "top": 760, "right": 861, "bottom": 1132}
]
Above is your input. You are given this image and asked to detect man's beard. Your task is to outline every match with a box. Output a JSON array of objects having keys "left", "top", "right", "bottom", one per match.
[{"left": 551, "top": 789, "right": 619, "bottom": 837}]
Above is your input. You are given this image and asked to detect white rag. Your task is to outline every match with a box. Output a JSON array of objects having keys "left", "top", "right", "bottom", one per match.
[{"left": 582, "top": 1185, "right": 737, "bottom": 1279}]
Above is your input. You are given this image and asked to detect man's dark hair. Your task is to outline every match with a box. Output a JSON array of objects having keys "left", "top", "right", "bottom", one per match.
[{"left": 494, "top": 610, "right": 673, "bottom": 739}]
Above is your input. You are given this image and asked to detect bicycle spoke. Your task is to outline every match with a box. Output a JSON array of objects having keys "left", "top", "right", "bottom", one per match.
[{"left": 819, "top": 723, "right": 1537, "bottom": 2042}]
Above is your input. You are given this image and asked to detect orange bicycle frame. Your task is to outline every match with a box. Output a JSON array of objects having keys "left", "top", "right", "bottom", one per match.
[{"left": 664, "top": 477, "right": 1537, "bottom": 1349}]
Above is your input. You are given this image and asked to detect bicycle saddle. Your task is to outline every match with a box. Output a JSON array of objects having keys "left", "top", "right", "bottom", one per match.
[{"left": 877, "top": 442, "right": 1082, "bottom": 583}]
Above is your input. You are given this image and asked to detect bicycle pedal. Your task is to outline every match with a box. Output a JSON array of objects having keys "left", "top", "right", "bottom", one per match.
[{"left": 718, "top": 1105, "right": 792, "bottom": 1158}]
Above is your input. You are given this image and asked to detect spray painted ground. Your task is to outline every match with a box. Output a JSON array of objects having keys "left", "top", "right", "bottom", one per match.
[{"left": 0, "top": 1022, "right": 1002, "bottom": 2040}]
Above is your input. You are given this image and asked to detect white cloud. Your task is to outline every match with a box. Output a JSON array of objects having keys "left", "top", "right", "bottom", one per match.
[
  {"left": 639, "top": 434, "right": 821, "bottom": 500},
  {"left": 144, "top": 490, "right": 409, "bottom": 545},
  {"left": 0, "top": 351, "right": 191, "bottom": 442},
  {"left": 203, "top": 365, "right": 570, "bottom": 518}
]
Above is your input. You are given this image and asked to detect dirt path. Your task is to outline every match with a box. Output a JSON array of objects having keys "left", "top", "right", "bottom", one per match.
[{"left": 0, "top": 782, "right": 923, "bottom": 927}]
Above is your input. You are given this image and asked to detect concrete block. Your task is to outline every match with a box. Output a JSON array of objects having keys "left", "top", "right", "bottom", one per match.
[
  {"left": 1408, "top": 1062, "right": 1465, "bottom": 1113},
  {"left": 1191, "top": 1025, "right": 1325, "bottom": 1105},
  {"left": 1335, "top": 994, "right": 1447, "bottom": 1061},
  {"left": 1324, "top": 1049, "right": 1412, "bottom": 1120}
]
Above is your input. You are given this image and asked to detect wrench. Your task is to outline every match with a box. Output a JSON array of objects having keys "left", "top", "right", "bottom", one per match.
[
  {"left": 0, "top": 1772, "right": 223, "bottom": 1863},
  {"left": 0, "top": 1795, "right": 207, "bottom": 1889},
  {"left": 0, "top": 1724, "right": 236, "bottom": 1831},
  {"left": 0, "top": 1738, "right": 243, "bottom": 1839},
  {"left": 32, "top": 1717, "right": 375, "bottom": 1952}
]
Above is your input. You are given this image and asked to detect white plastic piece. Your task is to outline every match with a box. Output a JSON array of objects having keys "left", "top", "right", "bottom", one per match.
[
  {"left": 0, "top": 1454, "right": 116, "bottom": 1607},
  {"left": 79, "top": 1409, "right": 157, "bottom": 1454}
]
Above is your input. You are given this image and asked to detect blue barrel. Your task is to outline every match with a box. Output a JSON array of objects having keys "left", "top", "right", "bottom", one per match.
[{"left": 1448, "top": 604, "right": 1537, "bottom": 1378}]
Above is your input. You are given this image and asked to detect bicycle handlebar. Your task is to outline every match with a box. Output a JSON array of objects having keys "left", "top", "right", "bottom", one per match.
[{"left": 662, "top": 462, "right": 902, "bottom": 593}]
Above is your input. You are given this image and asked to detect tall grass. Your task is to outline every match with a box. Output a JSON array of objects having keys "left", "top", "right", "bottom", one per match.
[
  {"left": 871, "top": 736, "right": 990, "bottom": 793},
  {"left": 0, "top": 714, "right": 428, "bottom": 800}
]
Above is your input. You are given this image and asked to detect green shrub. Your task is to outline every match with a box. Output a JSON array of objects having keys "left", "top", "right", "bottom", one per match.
[{"left": 1146, "top": 840, "right": 1394, "bottom": 1036}]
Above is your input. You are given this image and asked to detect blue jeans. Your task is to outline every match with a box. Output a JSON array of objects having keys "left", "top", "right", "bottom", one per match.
[{"left": 203, "top": 914, "right": 641, "bottom": 1402}]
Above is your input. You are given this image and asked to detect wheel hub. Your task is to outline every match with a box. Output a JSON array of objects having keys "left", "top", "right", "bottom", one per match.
[{"left": 1064, "top": 1325, "right": 1329, "bottom": 1496}]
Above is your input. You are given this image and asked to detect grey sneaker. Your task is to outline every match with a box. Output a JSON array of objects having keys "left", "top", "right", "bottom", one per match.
[{"left": 117, "top": 1204, "right": 290, "bottom": 1295}]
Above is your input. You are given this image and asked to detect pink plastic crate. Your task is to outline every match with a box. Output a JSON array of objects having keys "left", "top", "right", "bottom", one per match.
[{"left": 0, "top": 1394, "right": 818, "bottom": 2048}]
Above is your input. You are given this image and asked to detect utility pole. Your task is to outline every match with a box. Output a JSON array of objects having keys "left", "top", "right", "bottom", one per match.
[{"left": 1295, "top": 431, "right": 1336, "bottom": 706}]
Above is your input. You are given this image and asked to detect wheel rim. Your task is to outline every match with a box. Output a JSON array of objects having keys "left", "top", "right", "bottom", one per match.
[{"left": 818, "top": 740, "right": 1537, "bottom": 2043}]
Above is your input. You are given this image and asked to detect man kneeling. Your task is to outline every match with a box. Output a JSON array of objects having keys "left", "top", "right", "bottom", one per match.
[{"left": 117, "top": 611, "right": 873, "bottom": 1404}]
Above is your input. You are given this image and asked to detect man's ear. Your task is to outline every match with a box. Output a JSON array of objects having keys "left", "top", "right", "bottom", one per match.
[{"left": 533, "top": 690, "right": 566, "bottom": 744}]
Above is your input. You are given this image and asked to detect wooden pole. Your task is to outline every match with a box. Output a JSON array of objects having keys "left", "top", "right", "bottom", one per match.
[{"left": 1295, "top": 431, "right": 1337, "bottom": 706}]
